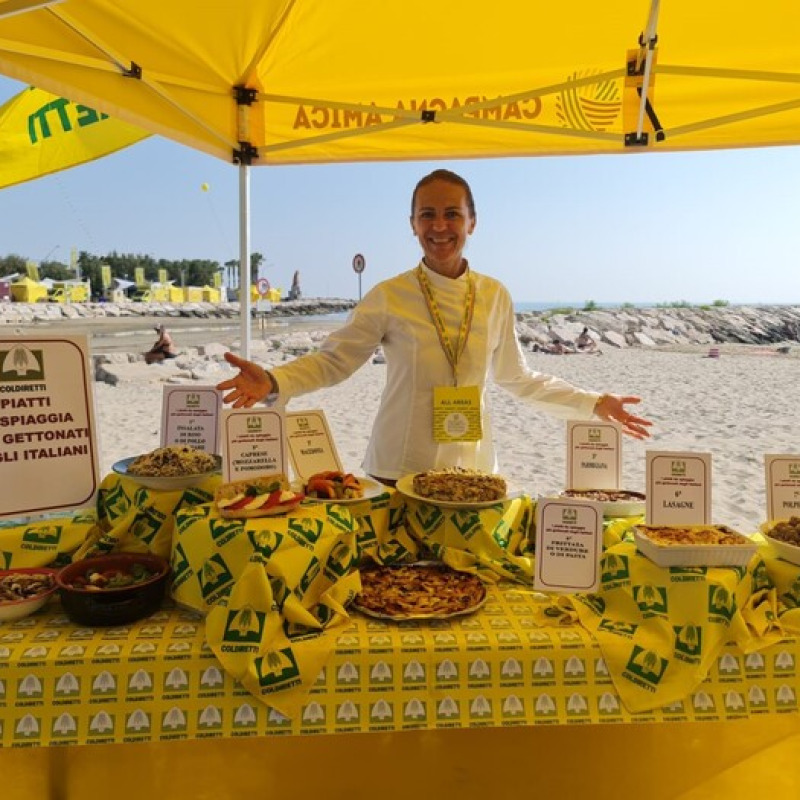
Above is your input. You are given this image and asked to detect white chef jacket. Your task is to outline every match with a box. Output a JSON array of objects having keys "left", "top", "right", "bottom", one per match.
[{"left": 270, "top": 262, "right": 601, "bottom": 480}]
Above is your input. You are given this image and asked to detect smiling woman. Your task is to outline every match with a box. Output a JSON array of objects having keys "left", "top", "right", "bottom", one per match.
[{"left": 216, "top": 168, "right": 651, "bottom": 483}]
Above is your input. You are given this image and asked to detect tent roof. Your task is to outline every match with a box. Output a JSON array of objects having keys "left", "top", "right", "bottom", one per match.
[{"left": 1, "top": 1, "right": 799, "bottom": 166}]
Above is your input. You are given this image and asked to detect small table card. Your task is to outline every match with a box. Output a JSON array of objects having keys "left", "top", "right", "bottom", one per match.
[
  {"left": 646, "top": 451, "right": 711, "bottom": 525},
  {"left": 534, "top": 497, "right": 604, "bottom": 594},
  {"left": 286, "top": 409, "right": 343, "bottom": 480},
  {"left": 566, "top": 420, "right": 622, "bottom": 490},
  {"left": 220, "top": 406, "right": 287, "bottom": 482},
  {"left": 765, "top": 454, "right": 800, "bottom": 521},
  {"left": 160, "top": 385, "right": 221, "bottom": 452}
]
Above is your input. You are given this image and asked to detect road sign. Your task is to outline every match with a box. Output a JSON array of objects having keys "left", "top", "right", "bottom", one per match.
[
  {"left": 352, "top": 253, "right": 366, "bottom": 274},
  {"left": 256, "top": 277, "right": 271, "bottom": 296}
]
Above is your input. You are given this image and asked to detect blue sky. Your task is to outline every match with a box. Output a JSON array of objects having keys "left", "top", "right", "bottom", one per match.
[{"left": 2, "top": 75, "right": 799, "bottom": 305}]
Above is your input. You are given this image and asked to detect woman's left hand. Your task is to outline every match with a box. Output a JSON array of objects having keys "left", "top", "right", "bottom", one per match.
[{"left": 593, "top": 394, "right": 652, "bottom": 439}]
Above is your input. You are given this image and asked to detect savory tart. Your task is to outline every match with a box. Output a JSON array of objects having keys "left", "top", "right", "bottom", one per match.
[
  {"left": 354, "top": 563, "right": 486, "bottom": 619},
  {"left": 636, "top": 524, "right": 748, "bottom": 546},
  {"left": 412, "top": 467, "right": 506, "bottom": 503}
]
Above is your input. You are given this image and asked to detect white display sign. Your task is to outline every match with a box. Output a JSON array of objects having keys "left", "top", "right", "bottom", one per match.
[
  {"left": 160, "top": 385, "right": 222, "bottom": 453},
  {"left": 220, "top": 407, "right": 287, "bottom": 482},
  {"left": 765, "top": 454, "right": 800, "bottom": 521},
  {"left": 646, "top": 451, "right": 711, "bottom": 525},
  {"left": 286, "top": 409, "right": 343, "bottom": 480},
  {"left": 534, "top": 497, "right": 603, "bottom": 594},
  {"left": 0, "top": 335, "right": 100, "bottom": 518},
  {"left": 566, "top": 420, "right": 622, "bottom": 490}
]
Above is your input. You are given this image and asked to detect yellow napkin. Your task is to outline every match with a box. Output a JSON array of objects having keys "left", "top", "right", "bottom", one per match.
[
  {"left": 552, "top": 541, "right": 784, "bottom": 713},
  {"left": 173, "top": 502, "right": 361, "bottom": 718},
  {"left": 0, "top": 509, "right": 96, "bottom": 568},
  {"left": 73, "top": 473, "right": 220, "bottom": 560},
  {"left": 397, "top": 494, "right": 534, "bottom": 583}
]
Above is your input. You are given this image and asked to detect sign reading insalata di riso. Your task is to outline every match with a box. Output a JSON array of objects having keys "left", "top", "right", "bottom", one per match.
[{"left": 0, "top": 336, "right": 100, "bottom": 518}]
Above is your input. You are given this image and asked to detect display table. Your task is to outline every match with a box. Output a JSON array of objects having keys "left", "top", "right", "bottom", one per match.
[{"left": 2, "top": 592, "right": 800, "bottom": 799}]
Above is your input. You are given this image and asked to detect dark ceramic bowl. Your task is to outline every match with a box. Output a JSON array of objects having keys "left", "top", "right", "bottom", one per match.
[{"left": 56, "top": 553, "right": 170, "bottom": 626}]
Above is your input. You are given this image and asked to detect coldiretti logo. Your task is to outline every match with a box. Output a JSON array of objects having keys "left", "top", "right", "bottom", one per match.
[
  {"left": 198, "top": 554, "right": 234, "bottom": 601},
  {"left": 633, "top": 584, "right": 668, "bottom": 616},
  {"left": 299, "top": 557, "right": 321, "bottom": 594},
  {"left": 246, "top": 416, "right": 262, "bottom": 431},
  {"left": 325, "top": 540, "right": 355, "bottom": 579},
  {"left": 562, "top": 508, "right": 578, "bottom": 525},
  {"left": 452, "top": 510, "right": 483, "bottom": 541},
  {"left": 100, "top": 482, "right": 131, "bottom": 519},
  {"left": 598, "top": 619, "right": 637, "bottom": 638},
  {"left": 209, "top": 518, "right": 244, "bottom": 545},
  {"left": 0, "top": 345, "right": 44, "bottom": 381},
  {"left": 288, "top": 517, "right": 324, "bottom": 547},
  {"left": 255, "top": 648, "right": 301, "bottom": 692},
  {"left": 248, "top": 529, "right": 284, "bottom": 559},
  {"left": 708, "top": 585, "right": 736, "bottom": 622},
  {"left": 223, "top": 605, "right": 266, "bottom": 644},
  {"left": 577, "top": 593, "right": 606, "bottom": 616},
  {"left": 789, "top": 463, "right": 800, "bottom": 477},
  {"left": 22, "top": 525, "right": 60, "bottom": 546},
  {"left": 600, "top": 553, "right": 629, "bottom": 584},
  {"left": 674, "top": 625, "right": 702, "bottom": 661},
  {"left": 671, "top": 460, "right": 686, "bottom": 476},
  {"left": 415, "top": 504, "right": 444, "bottom": 532},
  {"left": 624, "top": 645, "right": 669, "bottom": 689},
  {"left": 185, "top": 393, "right": 201, "bottom": 408},
  {"left": 172, "top": 543, "right": 191, "bottom": 581},
  {"left": 129, "top": 510, "right": 165, "bottom": 546}
]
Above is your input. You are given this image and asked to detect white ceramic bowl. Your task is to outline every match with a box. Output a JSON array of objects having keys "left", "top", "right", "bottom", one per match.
[
  {"left": 0, "top": 568, "right": 58, "bottom": 622},
  {"left": 760, "top": 521, "right": 800, "bottom": 566},
  {"left": 633, "top": 525, "right": 757, "bottom": 567}
]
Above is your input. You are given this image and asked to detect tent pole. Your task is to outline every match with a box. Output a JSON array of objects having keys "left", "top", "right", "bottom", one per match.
[
  {"left": 635, "top": 0, "right": 661, "bottom": 140},
  {"left": 239, "top": 162, "right": 251, "bottom": 359}
]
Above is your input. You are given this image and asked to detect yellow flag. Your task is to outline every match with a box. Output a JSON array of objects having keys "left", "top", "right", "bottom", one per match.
[{"left": 0, "top": 86, "right": 149, "bottom": 189}]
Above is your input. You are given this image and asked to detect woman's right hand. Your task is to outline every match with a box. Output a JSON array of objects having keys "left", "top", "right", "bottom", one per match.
[{"left": 216, "top": 352, "right": 275, "bottom": 408}]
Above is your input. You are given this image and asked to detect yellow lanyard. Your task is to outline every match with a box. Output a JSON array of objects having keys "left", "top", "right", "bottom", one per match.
[{"left": 416, "top": 264, "right": 476, "bottom": 386}]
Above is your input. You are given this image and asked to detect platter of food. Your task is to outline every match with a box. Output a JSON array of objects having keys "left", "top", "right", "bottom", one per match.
[
  {"left": 215, "top": 474, "right": 304, "bottom": 519},
  {"left": 760, "top": 516, "right": 800, "bottom": 566},
  {"left": 353, "top": 562, "right": 487, "bottom": 620},
  {"left": 560, "top": 488, "right": 646, "bottom": 517},
  {"left": 295, "top": 471, "right": 386, "bottom": 504},
  {"left": 113, "top": 445, "right": 221, "bottom": 491},
  {"left": 633, "top": 524, "right": 758, "bottom": 567},
  {"left": 396, "top": 467, "right": 514, "bottom": 509},
  {"left": 0, "top": 568, "right": 57, "bottom": 622}
]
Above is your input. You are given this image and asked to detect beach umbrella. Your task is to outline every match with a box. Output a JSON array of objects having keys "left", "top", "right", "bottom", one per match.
[
  {"left": 0, "top": 84, "right": 148, "bottom": 189},
  {"left": 1, "top": 0, "right": 799, "bottom": 353}
]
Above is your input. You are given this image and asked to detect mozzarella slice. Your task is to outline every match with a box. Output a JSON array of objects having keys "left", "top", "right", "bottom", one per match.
[{"left": 217, "top": 492, "right": 245, "bottom": 509}]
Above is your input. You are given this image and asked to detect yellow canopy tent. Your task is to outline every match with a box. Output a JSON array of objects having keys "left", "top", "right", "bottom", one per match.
[{"left": 1, "top": 0, "right": 799, "bottom": 351}]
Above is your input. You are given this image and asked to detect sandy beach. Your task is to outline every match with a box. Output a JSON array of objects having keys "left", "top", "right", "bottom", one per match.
[{"left": 83, "top": 318, "right": 800, "bottom": 536}]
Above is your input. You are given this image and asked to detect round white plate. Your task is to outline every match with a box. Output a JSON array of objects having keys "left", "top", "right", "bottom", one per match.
[
  {"left": 395, "top": 473, "right": 517, "bottom": 509},
  {"left": 113, "top": 455, "right": 222, "bottom": 491},
  {"left": 294, "top": 476, "right": 387, "bottom": 504}
]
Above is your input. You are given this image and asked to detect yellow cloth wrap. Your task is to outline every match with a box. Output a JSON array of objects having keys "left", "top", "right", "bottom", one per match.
[
  {"left": 0, "top": 509, "right": 97, "bottom": 568},
  {"left": 173, "top": 502, "right": 361, "bottom": 718},
  {"left": 77, "top": 473, "right": 221, "bottom": 560},
  {"left": 755, "top": 535, "right": 800, "bottom": 634},
  {"left": 557, "top": 540, "right": 784, "bottom": 713},
  {"left": 397, "top": 494, "right": 534, "bottom": 582}
]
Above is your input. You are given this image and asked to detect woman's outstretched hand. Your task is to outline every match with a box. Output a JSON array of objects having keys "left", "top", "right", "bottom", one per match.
[
  {"left": 593, "top": 394, "right": 653, "bottom": 439},
  {"left": 216, "top": 352, "right": 274, "bottom": 408}
]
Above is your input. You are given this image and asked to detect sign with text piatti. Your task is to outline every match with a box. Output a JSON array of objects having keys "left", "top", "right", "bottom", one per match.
[
  {"left": 534, "top": 497, "right": 603, "bottom": 594},
  {"left": 646, "top": 451, "right": 711, "bottom": 525},
  {"left": 286, "top": 409, "right": 343, "bottom": 480},
  {"left": 220, "top": 407, "right": 287, "bottom": 482},
  {"left": 764, "top": 454, "right": 800, "bottom": 521},
  {"left": 566, "top": 420, "right": 622, "bottom": 490},
  {"left": 0, "top": 336, "right": 100, "bottom": 518},
  {"left": 161, "top": 386, "right": 222, "bottom": 453}
]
